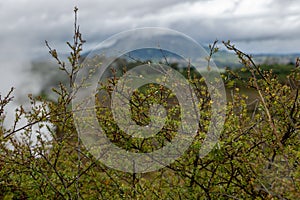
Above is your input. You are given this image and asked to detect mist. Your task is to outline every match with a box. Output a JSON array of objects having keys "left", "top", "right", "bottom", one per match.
[{"left": 1, "top": 0, "right": 300, "bottom": 141}]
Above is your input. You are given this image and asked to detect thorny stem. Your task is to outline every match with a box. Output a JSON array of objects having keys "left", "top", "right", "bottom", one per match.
[
  {"left": 222, "top": 41, "right": 282, "bottom": 148},
  {"left": 45, "top": 6, "right": 85, "bottom": 199}
]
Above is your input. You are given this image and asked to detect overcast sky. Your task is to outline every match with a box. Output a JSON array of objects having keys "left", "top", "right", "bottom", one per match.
[{"left": 1, "top": 0, "right": 300, "bottom": 96}]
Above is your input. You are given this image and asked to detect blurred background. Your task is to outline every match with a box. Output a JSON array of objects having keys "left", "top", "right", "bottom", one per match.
[{"left": 0, "top": 0, "right": 300, "bottom": 124}]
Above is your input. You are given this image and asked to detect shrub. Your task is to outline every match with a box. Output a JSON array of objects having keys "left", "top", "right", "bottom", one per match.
[{"left": 0, "top": 7, "right": 299, "bottom": 199}]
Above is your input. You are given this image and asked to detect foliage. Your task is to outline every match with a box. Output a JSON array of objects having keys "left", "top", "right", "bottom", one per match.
[{"left": 0, "top": 8, "right": 299, "bottom": 199}]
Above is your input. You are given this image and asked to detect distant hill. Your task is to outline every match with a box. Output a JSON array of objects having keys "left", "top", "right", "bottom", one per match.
[
  {"left": 206, "top": 47, "right": 299, "bottom": 69},
  {"left": 30, "top": 46, "right": 299, "bottom": 99},
  {"left": 252, "top": 53, "right": 299, "bottom": 65},
  {"left": 82, "top": 46, "right": 299, "bottom": 69}
]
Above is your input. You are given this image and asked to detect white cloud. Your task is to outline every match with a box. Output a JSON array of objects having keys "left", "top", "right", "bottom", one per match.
[
  {"left": 0, "top": 0, "right": 299, "bottom": 143},
  {"left": 1, "top": 0, "right": 299, "bottom": 57},
  {"left": 0, "top": 0, "right": 300, "bottom": 95}
]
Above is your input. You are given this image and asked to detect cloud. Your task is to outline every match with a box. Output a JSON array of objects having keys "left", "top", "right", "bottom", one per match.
[
  {"left": 74, "top": 0, "right": 300, "bottom": 53},
  {"left": 0, "top": 0, "right": 300, "bottom": 93},
  {"left": 0, "top": 0, "right": 299, "bottom": 95},
  {"left": 0, "top": 0, "right": 299, "bottom": 139},
  {"left": 1, "top": 0, "right": 299, "bottom": 57}
]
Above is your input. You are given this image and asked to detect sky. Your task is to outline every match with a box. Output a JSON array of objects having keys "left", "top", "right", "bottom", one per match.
[
  {"left": 0, "top": 0, "right": 300, "bottom": 113},
  {"left": 0, "top": 0, "right": 299, "bottom": 145}
]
